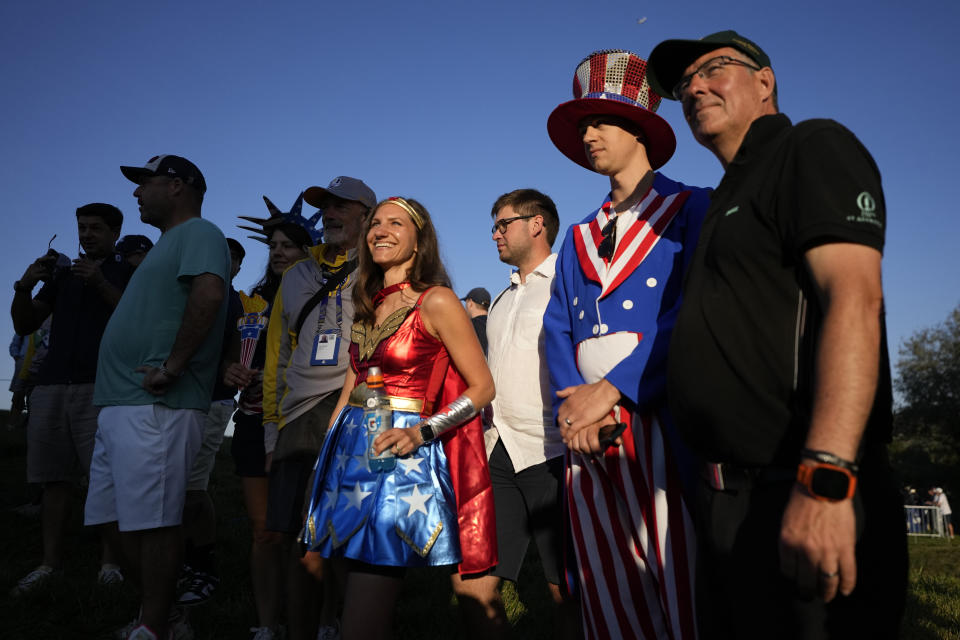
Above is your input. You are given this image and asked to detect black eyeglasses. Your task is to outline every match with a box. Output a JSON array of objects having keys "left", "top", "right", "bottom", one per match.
[
  {"left": 597, "top": 216, "right": 617, "bottom": 260},
  {"left": 491, "top": 214, "right": 536, "bottom": 235},
  {"left": 671, "top": 55, "right": 762, "bottom": 100}
]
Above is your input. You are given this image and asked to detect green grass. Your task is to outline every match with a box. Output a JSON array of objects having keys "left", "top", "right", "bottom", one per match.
[
  {"left": 0, "top": 413, "right": 557, "bottom": 639},
  {"left": 904, "top": 538, "right": 960, "bottom": 639},
  {"left": 2, "top": 412, "right": 959, "bottom": 638}
]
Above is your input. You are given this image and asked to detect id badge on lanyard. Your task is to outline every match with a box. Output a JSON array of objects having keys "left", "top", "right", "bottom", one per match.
[{"left": 309, "top": 285, "right": 343, "bottom": 366}]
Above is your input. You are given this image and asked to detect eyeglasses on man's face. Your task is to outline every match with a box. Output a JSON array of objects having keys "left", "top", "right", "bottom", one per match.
[
  {"left": 491, "top": 214, "right": 536, "bottom": 235},
  {"left": 672, "top": 55, "right": 762, "bottom": 100}
]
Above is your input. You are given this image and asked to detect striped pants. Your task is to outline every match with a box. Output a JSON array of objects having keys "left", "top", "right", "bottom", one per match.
[{"left": 566, "top": 411, "right": 697, "bottom": 640}]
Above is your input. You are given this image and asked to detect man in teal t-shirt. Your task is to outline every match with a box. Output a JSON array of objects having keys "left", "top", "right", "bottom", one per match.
[{"left": 85, "top": 155, "right": 229, "bottom": 640}]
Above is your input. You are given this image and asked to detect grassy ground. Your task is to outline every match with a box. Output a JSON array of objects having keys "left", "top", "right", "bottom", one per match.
[
  {"left": 905, "top": 538, "right": 960, "bottom": 639},
  {"left": 1, "top": 412, "right": 958, "bottom": 638},
  {"left": 0, "top": 412, "right": 554, "bottom": 640}
]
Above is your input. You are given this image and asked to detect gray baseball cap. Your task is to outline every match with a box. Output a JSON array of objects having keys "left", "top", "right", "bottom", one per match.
[{"left": 303, "top": 176, "right": 377, "bottom": 210}]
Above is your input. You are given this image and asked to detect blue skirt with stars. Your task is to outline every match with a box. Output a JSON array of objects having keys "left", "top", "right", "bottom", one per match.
[{"left": 302, "top": 405, "right": 462, "bottom": 567}]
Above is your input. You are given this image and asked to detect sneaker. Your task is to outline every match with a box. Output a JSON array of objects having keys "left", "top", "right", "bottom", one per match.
[
  {"left": 115, "top": 619, "right": 139, "bottom": 640},
  {"left": 10, "top": 565, "right": 57, "bottom": 596},
  {"left": 250, "top": 627, "right": 278, "bottom": 640},
  {"left": 316, "top": 621, "right": 340, "bottom": 640},
  {"left": 99, "top": 563, "right": 125, "bottom": 585},
  {"left": 113, "top": 608, "right": 143, "bottom": 640},
  {"left": 176, "top": 570, "right": 219, "bottom": 606},
  {"left": 126, "top": 625, "right": 160, "bottom": 640}
]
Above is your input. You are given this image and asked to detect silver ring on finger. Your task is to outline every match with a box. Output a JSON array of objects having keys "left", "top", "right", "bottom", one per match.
[
  {"left": 564, "top": 418, "right": 573, "bottom": 426},
  {"left": 819, "top": 570, "right": 839, "bottom": 579}
]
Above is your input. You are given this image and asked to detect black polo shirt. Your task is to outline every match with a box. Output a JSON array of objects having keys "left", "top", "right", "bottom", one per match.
[
  {"left": 34, "top": 253, "right": 134, "bottom": 385},
  {"left": 667, "top": 114, "right": 892, "bottom": 467}
]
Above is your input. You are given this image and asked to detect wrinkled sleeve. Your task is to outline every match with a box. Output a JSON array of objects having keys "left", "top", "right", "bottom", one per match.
[{"left": 787, "top": 122, "right": 885, "bottom": 257}]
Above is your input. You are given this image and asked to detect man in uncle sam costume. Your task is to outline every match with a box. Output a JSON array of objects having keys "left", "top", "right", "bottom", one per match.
[{"left": 543, "top": 49, "right": 711, "bottom": 640}]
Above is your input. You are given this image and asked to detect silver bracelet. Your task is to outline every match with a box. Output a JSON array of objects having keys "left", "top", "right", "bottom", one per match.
[{"left": 424, "top": 395, "right": 477, "bottom": 438}]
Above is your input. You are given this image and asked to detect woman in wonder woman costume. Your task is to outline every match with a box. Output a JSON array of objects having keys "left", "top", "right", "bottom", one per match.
[{"left": 302, "top": 197, "right": 496, "bottom": 639}]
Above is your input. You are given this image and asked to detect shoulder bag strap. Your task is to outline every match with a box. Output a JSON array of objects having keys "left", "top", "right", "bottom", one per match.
[{"left": 293, "top": 258, "right": 358, "bottom": 339}]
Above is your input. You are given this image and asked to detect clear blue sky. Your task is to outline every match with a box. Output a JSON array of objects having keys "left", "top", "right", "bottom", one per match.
[{"left": 1, "top": 0, "right": 957, "bottom": 408}]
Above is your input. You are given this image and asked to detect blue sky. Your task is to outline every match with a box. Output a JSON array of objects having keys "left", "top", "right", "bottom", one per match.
[{"left": 1, "top": 0, "right": 957, "bottom": 408}]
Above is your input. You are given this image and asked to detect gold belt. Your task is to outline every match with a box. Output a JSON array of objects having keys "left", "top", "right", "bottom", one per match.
[{"left": 348, "top": 384, "right": 423, "bottom": 413}]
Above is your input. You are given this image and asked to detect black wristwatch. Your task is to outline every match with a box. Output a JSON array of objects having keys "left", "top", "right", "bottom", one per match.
[
  {"left": 796, "top": 461, "right": 857, "bottom": 502},
  {"left": 13, "top": 280, "right": 32, "bottom": 294},
  {"left": 419, "top": 422, "right": 436, "bottom": 444}
]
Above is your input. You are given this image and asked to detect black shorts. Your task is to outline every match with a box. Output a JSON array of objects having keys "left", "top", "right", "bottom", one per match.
[
  {"left": 265, "top": 396, "right": 338, "bottom": 534},
  {"left": 230, "top": 410, "right": 267, "bottom": 478},
  {"left": 488, "top": 438, "right": 564, "bottom": 584}
]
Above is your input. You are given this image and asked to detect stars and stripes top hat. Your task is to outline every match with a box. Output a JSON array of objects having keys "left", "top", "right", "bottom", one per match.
[{"left": 547, "top": 49, "right": 676, "bottom": 171}]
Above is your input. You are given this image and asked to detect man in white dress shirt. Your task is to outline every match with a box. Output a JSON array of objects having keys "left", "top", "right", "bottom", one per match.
[{"left": 452, "top": 189, "right": 577, "bottom": 638}]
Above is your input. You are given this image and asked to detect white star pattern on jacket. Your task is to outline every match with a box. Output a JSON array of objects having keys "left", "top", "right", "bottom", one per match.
[
  {"left": 398, "top": 456, "right": 425, "bottom": 476},
  {"left": 401, "top": 485, "right": 431, "bottom": 517},
  {"left": 344, "top": 481, "right": 371, "bottom": 510}
]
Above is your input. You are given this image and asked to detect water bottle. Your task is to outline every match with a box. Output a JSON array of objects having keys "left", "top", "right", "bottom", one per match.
[{"left": 364, "top": 366, "right": 395, "bottom": 472}]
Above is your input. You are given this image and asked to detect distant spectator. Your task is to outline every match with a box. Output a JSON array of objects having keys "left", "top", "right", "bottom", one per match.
[
  {"left": 7, "top": 318, "right": 53, "bottom": 428},
  {"left": 116, "top": 234, "right": 154, "bottom": 268},
  {"left": 84, "top": 155, "right": 230, "bottom": 640},
  {"left": 9, "top": 202, "right": 133, "bottom": 595},
  {"left": 460, "top": 287, "right": 490, "bottom": 355},
  {"left": 930, "top": 487, "right": 954, "bottom": 538}
]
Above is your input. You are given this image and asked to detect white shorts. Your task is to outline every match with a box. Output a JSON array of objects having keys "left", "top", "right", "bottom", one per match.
[
  {"left": 186, "top": 400, "right": 234, "bottom": 491},
  {"left": 84, "top": 404, "right": 204, "bottom": 532}
]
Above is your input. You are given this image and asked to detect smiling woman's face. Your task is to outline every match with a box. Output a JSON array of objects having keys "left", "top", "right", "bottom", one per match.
[{"left": 366, "top": 203, "right": 418, "bottom": 271}]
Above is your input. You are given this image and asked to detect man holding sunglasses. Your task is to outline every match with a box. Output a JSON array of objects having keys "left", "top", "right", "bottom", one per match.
[
  {"left": 542, "top": 50, "right": 711, "bottom": 639},
  {"left": 648, "top": 30, "right": 906, "bottom": 637}
]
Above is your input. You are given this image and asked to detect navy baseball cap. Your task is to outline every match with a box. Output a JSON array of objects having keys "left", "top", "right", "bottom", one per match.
[{"left": 460, "top": 287, "right": 491, "bottom": 308}]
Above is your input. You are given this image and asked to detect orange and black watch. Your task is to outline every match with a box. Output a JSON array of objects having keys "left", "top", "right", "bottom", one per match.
[{"left": 795, "top": 448, "right": 859, "bottom": 502}]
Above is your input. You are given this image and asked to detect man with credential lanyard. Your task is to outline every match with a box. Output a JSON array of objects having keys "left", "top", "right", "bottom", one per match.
[{"left": 261, "top": 175, "right": 376, "bottom": 640}]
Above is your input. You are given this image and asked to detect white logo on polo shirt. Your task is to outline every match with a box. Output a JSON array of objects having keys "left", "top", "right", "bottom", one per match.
[{"left": 848, "top": 191, "right": 882, "bottom": 228}]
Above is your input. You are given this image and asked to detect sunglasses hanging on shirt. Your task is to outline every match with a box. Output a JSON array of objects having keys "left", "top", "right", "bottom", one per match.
[{"left": 597, "top": 216, "right": 618, "bottom": 261}]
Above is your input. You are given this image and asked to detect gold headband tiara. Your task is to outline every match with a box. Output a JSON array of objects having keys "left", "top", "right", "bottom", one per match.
[{"left": 385, "top": 197, "right": 424, "bottom": 229}]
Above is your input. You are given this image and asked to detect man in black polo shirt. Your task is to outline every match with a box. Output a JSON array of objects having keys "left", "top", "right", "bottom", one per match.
[
  {"left": 10, "top": 203, "right": 134, "bottom": 594},
  {"left": 647, "top": 31, "right": 906, "bottom": 637}
]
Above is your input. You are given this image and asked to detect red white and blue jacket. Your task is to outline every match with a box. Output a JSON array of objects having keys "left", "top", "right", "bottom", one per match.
[{"left": 544, "top": 172, "right": 711, "bottom": 418}]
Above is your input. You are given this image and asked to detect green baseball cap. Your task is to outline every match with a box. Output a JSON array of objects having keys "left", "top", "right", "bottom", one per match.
[{"left": 647, "top": 30, "right": 771, "bottom": 100}]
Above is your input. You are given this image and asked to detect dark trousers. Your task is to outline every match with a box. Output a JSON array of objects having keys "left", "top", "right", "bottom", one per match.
[{"left": 695, "top": 448, "right": 907, "bottom": 639}]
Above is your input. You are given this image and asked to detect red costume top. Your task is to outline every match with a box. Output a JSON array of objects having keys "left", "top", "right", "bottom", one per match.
[{"left": 349, "top": 290, "right": 497, "bottom": 575}]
